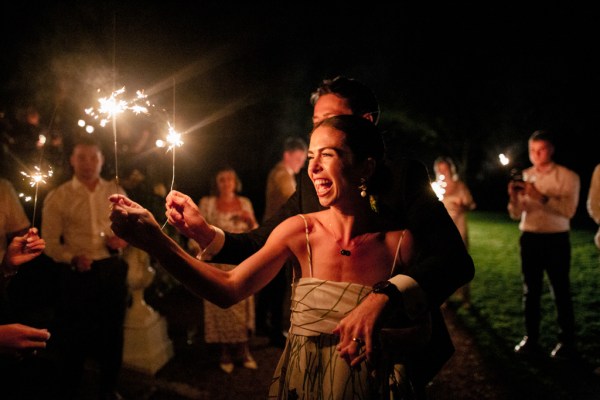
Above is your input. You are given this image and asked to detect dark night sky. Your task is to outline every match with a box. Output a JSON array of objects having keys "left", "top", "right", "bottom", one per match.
[{"left": 1, "top": 3, "right": 598, "bottom": 226}]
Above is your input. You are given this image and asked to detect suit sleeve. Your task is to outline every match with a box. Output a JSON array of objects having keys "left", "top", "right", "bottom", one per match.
[
  {"left": 401, "top": 160, "right": 475, "bottom": 309},
  {"left": 212, "top": 178, "right": 304, "bottom": 265}
]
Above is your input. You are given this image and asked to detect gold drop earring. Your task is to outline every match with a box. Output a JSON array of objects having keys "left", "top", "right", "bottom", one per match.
[{"left": 359, "top": 178, "right": 367, "bottom": 198}]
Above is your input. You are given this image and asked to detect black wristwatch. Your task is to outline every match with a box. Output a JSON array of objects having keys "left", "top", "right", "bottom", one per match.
[{"left": 372, "top": 280, "right": 403, "bottom": 306}]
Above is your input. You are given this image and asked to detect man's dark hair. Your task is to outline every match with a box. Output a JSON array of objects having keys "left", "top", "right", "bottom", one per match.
[
  {"left": 310, "top": 76, "right": 380, "bottom": 124},
  {"left": 282, "top": 136, "right": 307, "bottom": 153},
  {"left": 70, "top": 134, "right": 103, "bottom": 155},
  {"left": 529, "top": 129, "right": 555, "bottom": 147}
]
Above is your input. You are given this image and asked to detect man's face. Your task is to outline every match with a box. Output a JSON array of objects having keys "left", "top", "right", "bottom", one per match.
[
  {"left": 70, "top": 144, "right": 104, "bottom": 182},
  {"left": 312, "top": 94, "right": 353, "bottom": 126},
  {"left": 528, "top": 139, "right": 554, "bottom": 167},
  {"left": 284, "top": 149, "right": 308, "bottom": 174}
]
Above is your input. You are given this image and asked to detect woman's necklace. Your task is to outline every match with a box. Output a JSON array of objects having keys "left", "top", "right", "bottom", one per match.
[{"left": 327, "top": 221, "right": 370, "bottom": 257}]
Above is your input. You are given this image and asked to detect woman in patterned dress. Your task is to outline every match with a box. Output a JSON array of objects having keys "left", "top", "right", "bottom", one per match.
[
  {"left": 188, "top": 167, "right": 259, "bottom": 373},
  {"left": 110, "top": 115, "right": 430, "bottom": 399}
]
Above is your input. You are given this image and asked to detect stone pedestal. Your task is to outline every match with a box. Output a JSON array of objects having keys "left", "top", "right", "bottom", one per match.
[{"left": 122, "top": 247, "right": 174, "bottom": 375}]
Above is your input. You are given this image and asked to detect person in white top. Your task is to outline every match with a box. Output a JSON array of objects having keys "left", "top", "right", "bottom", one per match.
[
  {"left": 587, "top": 163, "right": 600, "bottom": 249},
  {"left": 42, "top": 136, "right": 128, "bottom": 400},
  {"left": 508, "top": 130, "right": 580, "bottom": 360}
]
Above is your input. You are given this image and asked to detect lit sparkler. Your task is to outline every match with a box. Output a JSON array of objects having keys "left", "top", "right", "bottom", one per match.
[
  {"left": 499, "top": 153, "right": 510, "bottom": 166},
  {"left": 431, "top": 175, "right": 447, "bottom": 201},
  {"left": 159, "top": 123, "right": 183, "bottom": 230},
  {"left": 84, "top": 87, "right": 150, "bottom": 127},
  {"left": 84, "top": 87, "right": 152, "bottom": 188},
  {"left": 20, "top": 166, "right": 53, "bottom": 228}
]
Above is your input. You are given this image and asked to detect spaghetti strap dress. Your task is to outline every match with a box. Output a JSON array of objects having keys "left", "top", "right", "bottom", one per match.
[{"left": 268, "top": 214, "right": 410, "bottom": 399}]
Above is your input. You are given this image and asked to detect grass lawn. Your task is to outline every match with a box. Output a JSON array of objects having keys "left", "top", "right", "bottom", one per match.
[{"left": 455, "top": 210, "right": 600, "bottom": 399}]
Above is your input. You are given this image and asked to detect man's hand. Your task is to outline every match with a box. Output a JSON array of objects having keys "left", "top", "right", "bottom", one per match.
[
  {"left": 0, "top": 323, "right": 50, "bottom": 353},
  {"left": 165, "top": 190, "right": 215, "bottom": 247},
  {"left": 333, "top": 293, "right": 388, "bottom": 367}
]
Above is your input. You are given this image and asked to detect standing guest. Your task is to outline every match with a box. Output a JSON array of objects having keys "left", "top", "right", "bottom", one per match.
[
  {"left": 42, "top": 136, "right": 128, "bottom": 400},
  {"left": 433, "top": 156, "right": 476, "bottom": 306},
  {"left": 587, "top": 163, "right": 600, "bottom": 249},
  {"left": 257, "top": 136, "right": 307, "bottom": 347},
  {"left": 109, "top": 115, "right": 430, "bottom": 398},
  {"left": 586, "top": 163, "right": 600, "bottom": 376},
  {"left": 188, "top": 166, "right": 259, "bottom": 373},
  {"left": 508, "top": 130, "right": 580, "bottom": 360},
  {"left": 163, "top": 76, "right": 474, "bottom": 395}
]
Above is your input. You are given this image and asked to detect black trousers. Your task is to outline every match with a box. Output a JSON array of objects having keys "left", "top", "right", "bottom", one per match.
[
  {"left": 54, "top": 256, "right": 128, "bottom": 398},
  {"left": 520, "top": 231, "right": 575, "bottom": 343}
]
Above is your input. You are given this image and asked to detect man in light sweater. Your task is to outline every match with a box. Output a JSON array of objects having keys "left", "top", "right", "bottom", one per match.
[{"left": 508, "top": 130, "right": 580, "bottom": 360}]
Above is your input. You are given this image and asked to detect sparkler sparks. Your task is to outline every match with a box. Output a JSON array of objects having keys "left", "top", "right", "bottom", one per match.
[
  {"left": 499, "top": 153, "right": 510, "bottom": 166},
  {"left": 85, "top": 87, "right": 151, "bottom": 127},
  {"left": 431, "top": 175, "right": 447, "bottom": 201},
  {"left": 159, "top": 123, "right": 183, "bottom": 231},
  {"left": 20, "top": 166, "right": 53, "bottom": 228},
  {"left": 21, "top": 166, "right": 53, "bottom": 187}
]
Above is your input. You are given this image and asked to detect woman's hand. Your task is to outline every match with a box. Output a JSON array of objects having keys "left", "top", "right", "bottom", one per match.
[
  {"left": 0, "top": 323, "right": 50, "bottom": 353},
  {"left": 109, "top": 194, "right": 162, "bottom": 252},
  {"left": 3, "top": 228, "right": 45, "bottom": 271}
]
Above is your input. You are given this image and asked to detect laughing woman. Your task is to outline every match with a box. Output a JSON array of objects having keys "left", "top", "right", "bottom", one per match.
[{"left": 109, "top": 115, "right": 430, "bottom": 399}]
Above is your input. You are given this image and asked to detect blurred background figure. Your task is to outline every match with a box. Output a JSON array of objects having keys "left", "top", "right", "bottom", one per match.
[
  {"left": 586, "top": 163, "right": 600, "bottom": 377},
  {"left": 508, "top": 130, "right": 579, "bottom": 361},
  {"left": 587, "top": 163, "right": 600, "bottom": 249},
  {"left": 257, "top": 136, "right": 307, "bottom": 347},
  {"left": 433, "top": 156, "right": 476, "bottom": 306},
  {"left": 188, "top": 166, "right": 259, "bottom": 373},
  {"left": 42, "top": 136, "right": 129, "bottom": 400}
]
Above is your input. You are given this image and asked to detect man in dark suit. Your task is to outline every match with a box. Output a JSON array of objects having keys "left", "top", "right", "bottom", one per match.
[{"left": 165, "top": 76, "right": 475, "bottom": 396}]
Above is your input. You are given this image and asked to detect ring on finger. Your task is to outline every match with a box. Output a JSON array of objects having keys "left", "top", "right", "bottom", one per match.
[{"left": 352, "top": 337, "right": 365, "bottom": 346}]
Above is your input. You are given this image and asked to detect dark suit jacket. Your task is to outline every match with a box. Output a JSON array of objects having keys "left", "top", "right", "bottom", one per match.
[{"left": 214, "top": 157, "right": 475, "bottom": 385}]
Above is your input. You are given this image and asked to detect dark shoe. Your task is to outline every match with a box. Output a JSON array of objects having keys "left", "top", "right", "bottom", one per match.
[
  {"left": 550, "top": 342, "right": 578, "bottom": 361},
  {"left": 514, "top": 336, "right": 542, "bottom": 355}
]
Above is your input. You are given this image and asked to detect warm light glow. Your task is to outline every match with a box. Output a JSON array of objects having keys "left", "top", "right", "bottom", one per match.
[
  {"left": 78, "top": 119, "right": 86, "bottom": 127},
  {"left": 499, "top": 153, "right": 510, "bottom": 166},
  {"left": 166, "top": 125, "right": 183, "bottom": 151},
  {"left": 155, "top": 139, "right": 166, "bottom": 148},
  {"left": 431, "top": 175, "right": 447, "bottom": 201},
  {"left": 84, "top": 87, "right": 151, "bottom": 127},
  {"left": 21, "top": 166, "right": 53, "bottom": 187}
]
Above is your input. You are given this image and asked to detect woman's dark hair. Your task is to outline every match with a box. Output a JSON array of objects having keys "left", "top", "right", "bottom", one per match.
[
  {"left": 313, "top": 114, "right": 384, "bottom": 164},
  {"left": 312, "top": 115, "right": 387, "bottom": 194},
  {"left": 310, "top": 76, "right": 380, "bottom": 125}
]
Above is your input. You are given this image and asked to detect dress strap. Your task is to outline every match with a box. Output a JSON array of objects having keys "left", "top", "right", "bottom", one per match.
[
  {"left": 297, "top": 214, "right": 313, "bottom": 278},
  {"left": 390, "top": 230, "right": 406, "bottom": 278}
]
